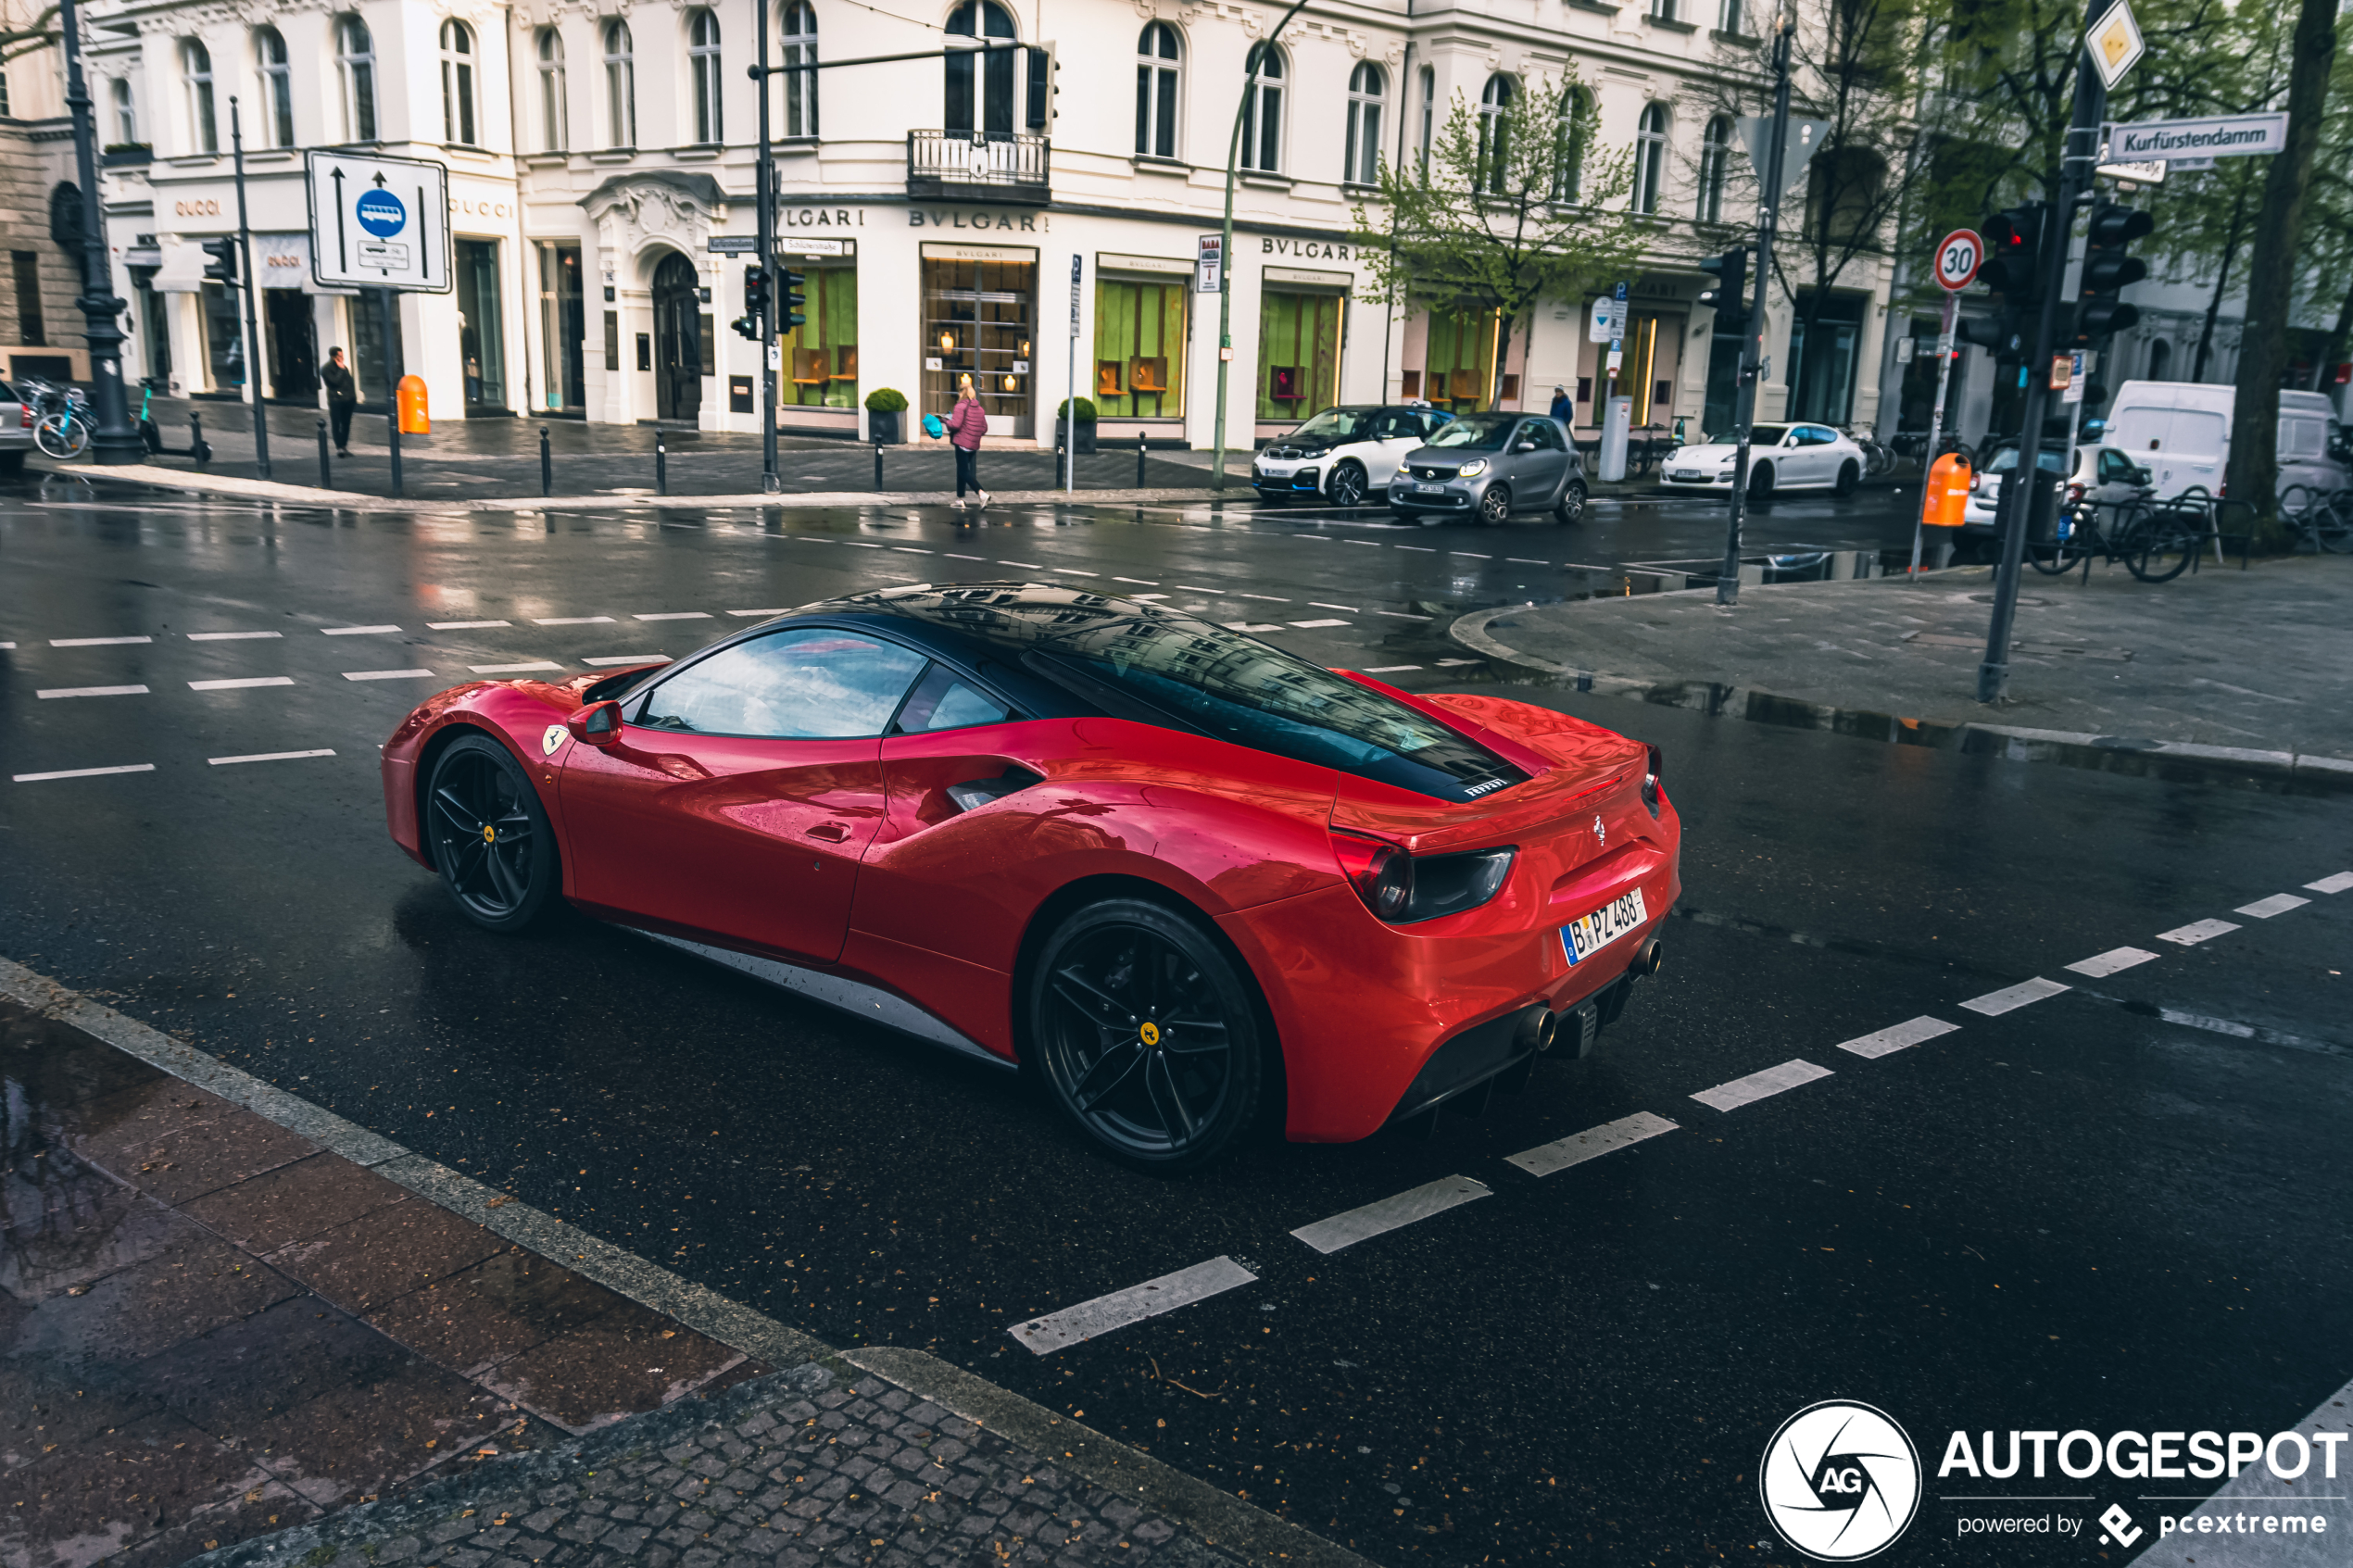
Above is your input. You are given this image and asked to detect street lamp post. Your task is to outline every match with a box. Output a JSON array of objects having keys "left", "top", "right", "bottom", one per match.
[
  {"left": 229, "top": 97, "right": 271, "bottom": 480},
  {"left": 1714, "top": 4, "right": 1794, "bottom": 607},
  {"left": 750, "top": 24, "right": 780, "bottom": 492},
  {"left": 57, "top": 0, "right": 141, "bottom": 465}
]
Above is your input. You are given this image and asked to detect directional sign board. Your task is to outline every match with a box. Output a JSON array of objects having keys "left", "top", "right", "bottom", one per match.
[
  {"left": 1934, "top": 229, "right": 1984, "bottom": 292},
  {"left": 306, "top": 150, "right": 451, "bottom": 293}
]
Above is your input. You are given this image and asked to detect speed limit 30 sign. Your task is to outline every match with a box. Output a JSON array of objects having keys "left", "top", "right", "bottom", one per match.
[{"left": 1935, "top": 228, "right": 1984, "bottom": 292}]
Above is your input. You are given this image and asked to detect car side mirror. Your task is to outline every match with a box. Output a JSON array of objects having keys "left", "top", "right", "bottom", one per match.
[
  {"left": 568, "top": 699, "right": 623, "bottom": 746},
  {"left": 1514, "top": 440, "right": 1537, "bottom": 453}
]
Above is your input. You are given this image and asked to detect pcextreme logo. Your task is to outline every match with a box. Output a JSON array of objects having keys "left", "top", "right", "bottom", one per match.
[{"left": 1760, "top": 1401, "right": 1924, "bottom": 1562}]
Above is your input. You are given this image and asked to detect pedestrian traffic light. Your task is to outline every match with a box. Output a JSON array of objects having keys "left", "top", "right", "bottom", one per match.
[
  {"left": 779, "top": 269, "right": 807, "bottom": 332},
  {"left": 734, "top": 265, "right": 769, "bottom": 341},
  {"left": 1697, "top": 246, "right": 1750, "bottom": 336},
  {"left": 1978, "top": 203, "right": 2049, "bottom": 300},
  {"left": 2075, "top": 201, "right": 2154, "bottom": 342},
  {"left": 200, "top": 237, "right": 238, "bottom": 286}
]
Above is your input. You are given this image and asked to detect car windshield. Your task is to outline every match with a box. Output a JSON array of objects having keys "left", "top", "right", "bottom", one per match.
[
  {"left": 1985, "top": 445, "right": 2070, "bottom": 475},
  {"left": 1425, "top": 413, "right": 1516, "bottom": 451},
  {"left": 1290, "top": 408, "right": 1375, "bottom": 444},
  {"left": 1747, "top": 425, "right": 1790, "bottom": 446},
  {"left": 849, "top": 585, "right": 1526, "bottom": 801}
]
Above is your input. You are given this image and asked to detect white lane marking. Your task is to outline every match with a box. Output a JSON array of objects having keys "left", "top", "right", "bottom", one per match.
[
  {"left": 1289, "top": 619, "right": 1350, "bottom": 629},
  {"left": 14, "top": 763, "right": 156, "bottom": 783},
  {"left": 1959, "top": 977, "right": 2070, "bottom": 1016},
  {"left": 341, "top": 668, "right": 438, "bottom": 681},
  {"left": 634, "top": 611, "right": 711, "bottom": 621},
  {"left": 1451, "top": 551, "right": 1491, "bottom": 558},
  {"left": 1237, "top": 593, "right": 1289, "bottom": 602},
  {"left": 843, "top": 541, "right": 885, "bottom": 549},
  {"left": 999, "top": 559, "right": 1043, "bottom": 568},
  {"left": 1435, "top": 658, "right": 1481, "bottom": 667},
  {"left": 1342, "top": 539, "right": 1380, "bottom": 546},
  {"left": 2306, "top": 871, "right": 2353, "bottom": 894},
  {"left": 1129, "top": 593, "right": 1169, "bottom": 600},
  {"left": 0, "top": 641, "right": 11, "bottom": 649},
  {"left": 534, "top": 615, "right": 613, "bottom": 625},
  {"left": 1174, "top": 583, "right": 1226, "bottom": 594},
  {"left": 1290, "top": 1175, "right": 1491, "bottom": 1254},
  {"left": 188, "top": 677, "right": 295, "bottom": 691},
  {"left": 1309, "top": 601, "right": 1359, "bottom": 613},
  {"left": 1690, "top": 1059, "right": 1833, "bottom": 1112},
  {"left": 1363, "top": 665, "right": 1422, "bottom": 673},
  {"left": 1395, "top": 545, "right": 1435, "bottom": 552},
  {"left": 944, "top": 554, "right": 986, "bottom": 562},
  {"left": 470, "top": 661, "right": 563, "bottom": 673},
  {"left": 1378, "top": 610, "right": 1433, "bottom": 621},
  {"left": 1506, "top": 1111, "right": 1680, "bottom": 1178},
  {"left": 321, "top": 624, "right": 402, "bottom": 635},
  {"left": 727, "top": 608, "right": 790, "bottom": 616},
  {"left": 1837, "top": 1016, "right": 1960, "bottom": 1060},
  {"left": 1005, "top": 1256, "right": 1257, "bottom": 1356},
  {"left": 1224, "top": 621, "right": 1282, "bottom": 633},
  {"left": 2156, "top": 918, "right": 2239, "bottom": 947},
  {"left": 583, "top": 654, "right": 668, "bottom": 666},
  {"left": 1114, "top": 576, "right": 1160, "bottom": 585},
  {"left": 37, "top": 684, "right": 149, "bottom": 699},
  {"left": 426, "top": 620, "right": 511, "bottom": 630},
  {"left": 2234, "top": 893, "right": 2310, "bottom": 919},
  {"left": 51, "top": 635, "right": 153, "bottom": 646},
  {"left": 1506, "top": 558, "right": 1549, "bottom": 564},
  {"left": 1051, "top": 567, "right": 1101, "bottom": 577},
  {"left": 890, "top": 548, "right": 934, "bottom": 556},
  {"left": 209, "top": 749, "right": 336, "bottom": 766},
  {"left": 187, "top": 630, "right": 283, "bottom": 641},
  {"left": 2067, "top": 947, "right": 2161, "bottom": 978}
]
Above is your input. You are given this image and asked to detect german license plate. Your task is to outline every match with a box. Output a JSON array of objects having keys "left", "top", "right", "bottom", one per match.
[
  {"left": 1561, "top": 888, "right": 1647, "bottom": 964},
  {"left": 1416, "top": 483, "right": 1447, "bottom": 495}
]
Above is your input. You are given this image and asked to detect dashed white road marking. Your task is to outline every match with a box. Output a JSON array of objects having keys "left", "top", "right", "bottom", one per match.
[
  {"left": 890, "top": 548, "right": 935, "bottom": 556},
  {"left": 1006, "top": 1256, "right": 1257, "bottom": 1356},
  {"left": 1395, "top": 545, "right": 1435, "bottom": 552},
  {"left": 2234, "top": 893, "right": 2310, "bottom": 919},
  {"left": 1288, "top": 619, "right": 1350, "bottom": 629},
  {"left": 634, "top": 611, "right": 711, "bottom": 621},
  {"left": 1377, "top": 610, "right": 1433, "bottom": 621},
  {"left": 999, "top": 559, "right": 1043, "bottom": 569},
  {"left": 1506, "top": 558, "right": 1549, "bottom": 564},
  {"left": 0, "top": 641, "right": 11, "bottom": 649},
  {"left": 1960, "top": 977, "right": 2070, "bottom": 1016},
  {"left": 1435, "top": 658, "right": 1481, "bottom": 667},
  {"left": 14, "top": 763, "right": 156, "bottom": 783},
  {"left": 209, "top": 749, "right": 336, "bottom": 766},
  {"left": 1451, "top": 551, "right": 1490, "bottom": 558},
  {"left": 2156, "top": 918, "right": 2239, "bottom": 947},
  {"left": 1114, "top": 576, "right": 1160, "bottom": 585},
  {"left": 471, "top": 661, "right": 563, "bottom": 674},
  {"left": 1224, "top": 621, "right": 1282, "bottom": 633},
  {"left": 1837, "top": 1016, "right": 1960, "bottom": 1059},
  {"left": 1342, "top": 539, "right": 1380, "bottom": 546},
  {"left": 1506, "top": 1111, "right": 1680, "bottom": 1178},
  {"left": 1237, "top": 593, "right": 1289, "bottom": 602},
  {"left": 534, "top": 616, "right": 613, "bottom": 626},
  {"left": 943, "top": 555, "right": 986, "bottom": 562},
  {"left": 426, "top": 620, "right": 510, "bottom": 630},
  {"left": 321, "top": 624, "right": 402, "bottom": 635},
  {"left": 37, "top": 684, "right": 149, "bottom": 699},
  {"left": 2307, "top": 871, "right": 2353, "bottom": 894},
  {"left": 1174, "top": 583, "right": 1225, "bottom": 595},
  {"left": 1362, "top": 665, "right": 1422, "bottom": 673},
  {"left": 1309, "top": 602, "right": 1359, "bottom": 613},
  {"left": 1052, "top": 567, "right": 1101, "bottom": 577},
  {"left": 727, "top": 608, "right": 791, "bottom": 616},
  {"left": 843, "top": 541, "right": 885, "bottom": 549},
  {"left": 188, "top": 677, "right": 295, "bottom": 691},
  {"left": 1290, "top": 1175, "right": 1491, "bottom": 1254},
  {"left": 342, "top": 668, "right": 438, "bottom": 682},
  {"left": 583, "top": 654, "right": 668, "bottom": 666},
  {"left": 2067, "top": 947, "right": 2161, "bottom": 978},
  {"left": 1691, "top": 1059, "right": 1833, "bottom": 1112},
  {"left": 51, "top": 635, "right": 152, "bottom": 647},
  {"left": 187, "top": 630, "right": 283, "bottom": 641}
]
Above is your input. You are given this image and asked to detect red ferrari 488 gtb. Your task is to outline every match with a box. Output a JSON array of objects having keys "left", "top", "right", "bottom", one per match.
[{"left": 382, "top": 583, "right": 1680, "bottom": 1169}]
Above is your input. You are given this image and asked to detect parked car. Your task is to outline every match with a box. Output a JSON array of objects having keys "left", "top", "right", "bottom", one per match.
[
  {"left": 0, "top": 381, "right": 32, "bottom": 474},
  {"left": 1963, "top": 443, "right": 2150, "bottom": 537},
  {"left": 2100, "top": 381, "right": 2350, "bottom": 500},
  {"left": 1252, "top": 404, "right": 1455, "bottom": 507},
  {"left": 1388, "top": 411, "right": 1589, "bottom": 525},
  {"left": 1661, "top": 422, "right": 1869, "bottom": 498}
]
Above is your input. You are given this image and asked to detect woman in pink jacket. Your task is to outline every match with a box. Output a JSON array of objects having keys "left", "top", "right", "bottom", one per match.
[{"left": 945, "top": 374, "right": 990, "bottom": 509}]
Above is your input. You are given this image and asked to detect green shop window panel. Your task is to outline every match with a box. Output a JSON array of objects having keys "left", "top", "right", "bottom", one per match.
[
  {"left": 1092, "top": 279, "right": 1186, "bottom": 418},
  {"left": 1256, "top": 291, "right": 1342, "bottom": 421},
  {"left": 1421, "top": 309, "right": 1498, "bottom": 414},
  {"left": 784, "top": 266, "right": 860, "bottom": 408}
]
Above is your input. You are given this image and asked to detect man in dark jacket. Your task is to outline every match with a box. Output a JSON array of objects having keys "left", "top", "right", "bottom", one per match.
[
  {"left": 1548, "top": 384, "right": 1575, "bottom": 425},
  {"left": 321, "top": 348, "right": 358, "bottom": 457}
]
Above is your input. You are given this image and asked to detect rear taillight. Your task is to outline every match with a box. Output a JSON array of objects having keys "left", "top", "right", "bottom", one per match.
[
  {"left": 1641, "top": 743, "right": 1663, "bottom": 818},
  {"left": 17, "top": 405, "right": 29, "bottom": 428},
  {"left": 1332, "top": 832, "right": 1515, "bottom": 924}
]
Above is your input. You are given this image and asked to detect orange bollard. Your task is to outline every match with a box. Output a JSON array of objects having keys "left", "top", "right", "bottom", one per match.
[{"left": 396, "top": 374, "right": 430, "bottom": 436}]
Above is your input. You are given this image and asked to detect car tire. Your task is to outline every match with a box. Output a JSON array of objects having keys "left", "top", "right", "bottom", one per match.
[
  {"left": 424, "top": 734, "right": 561, "bottom": 934},
  {"left": 1327, "top": 461, "right": 1369, "bottom": 508},
  {"left": 1477, "top": 484, "right": 1513, "bottom": 526},
  {"left": 1027, "top": 896, "right": 1272, "bottom": 1172},
  {"left": 1834, "top": 459, "right": 1859, "bottom": 497},
  {"left": 1554, "top": 479, "right": 1587, "bottom": 525},
  {"left": 1747, "top": 463, "right": 1775, "bottom": 503}
]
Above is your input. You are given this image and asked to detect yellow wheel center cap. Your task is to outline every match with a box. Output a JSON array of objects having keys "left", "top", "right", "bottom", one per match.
[
  {"left": 483, "top": 824, "right": 497, "bottom": 844},
  {"left": 1139, "top": 1021, "right": 1162, "bottom": 1047}
]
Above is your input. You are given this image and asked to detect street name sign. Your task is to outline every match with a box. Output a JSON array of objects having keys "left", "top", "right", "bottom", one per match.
[
  {"left": 1934, "top": 229, "right": 1984, "bottom": 292},
  {"left": 2085, "top": 0, "right": 2144, "bottom": 89},
  {"left": 706, "top": 235, "right": 760, "bottom": 254},
  {"left": 2103, "top": 113, "right": 2289, "bottom": 162},
  {"left": 306, "top": 151, "right": 451, "bottom": 292}
]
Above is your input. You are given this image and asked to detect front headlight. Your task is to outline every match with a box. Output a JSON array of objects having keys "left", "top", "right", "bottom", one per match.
[{"left": 1455, "top": 459, "right": 1488, "bottom": 478}]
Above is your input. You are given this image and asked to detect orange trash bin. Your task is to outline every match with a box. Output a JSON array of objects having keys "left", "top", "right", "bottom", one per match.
[
  {"left": 1926, "top": 451, "right": 1972, "bottom": 531},
  {"left": 396, "top": 375, "right": 430, "bottom": 436}
]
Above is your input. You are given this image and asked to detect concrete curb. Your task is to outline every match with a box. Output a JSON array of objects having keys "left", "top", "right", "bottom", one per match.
[
  {"left": 0, "top": 953, "right": 1374, "bottom": 1568},
  {"left": 1450, "top": 604, "right": 2353, "bottom": 794}
]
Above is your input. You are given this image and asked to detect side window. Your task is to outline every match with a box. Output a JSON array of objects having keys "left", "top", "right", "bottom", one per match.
[
  {"left": 1515, "top": 420, "right": 1549, "bottom": 448},
  {"left": 635, "top": 628, "right": 926, "bottom": 738},
  {"left": 893, "top": 663, "right": 1016, "bottom": 734},
  {"left": 1797, "top": 425, "right": 1832, "bottom": 446}
]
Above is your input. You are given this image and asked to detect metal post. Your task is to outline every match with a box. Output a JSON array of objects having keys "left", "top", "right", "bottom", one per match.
[
  {"left": 56, "top": 0, "right": 138, "bottom": 464},
  {"left": 190, "top": 410, "right": 208, "bottom": 463},
  {"left": 316, "top": 417, "right": 331, "bottom": 487},
  {"left": 540, "top": 426, "right": 553, "bottom": 495},
  {"left": 1979, "top": 0, "right": 2108, "bottom": 703},
  {"left": 1065, "top": 254, "right": 1080, "bottom": 495},
  {"left": 874, "top": 438, "right": 883, "bottom": 491},
  {"left": 1716, "top": 8, "right": 1794, "bottom": 606},
  {"left": 375, "top": 285, "right": 403, "bottom": 497},
  {"left": 1908, "top": 292, "right": 1959, "bottom": 579},
  {"left": 227, "top": 99, "right": 271, "bottom": 480},
  {"left": 752, "top": 32, "right": 779, "bottom": 492},
  {"left": 1137, "top": 435, "right": 1147, "bottom": 488},
  {"left": 657, "top": 432, "right": 668, "bottom": 495}
]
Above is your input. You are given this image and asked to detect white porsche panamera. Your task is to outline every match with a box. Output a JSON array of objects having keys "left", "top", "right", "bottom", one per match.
[{"left": 1662, "top": 423, "right": 1869, "bottom": 498}]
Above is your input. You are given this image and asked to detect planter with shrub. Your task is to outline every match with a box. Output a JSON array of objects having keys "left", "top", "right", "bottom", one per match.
[
  {"left": 864, "top": 387, "right": 907, "bottom": 445},
  {"left": 1055, "top": 395, "right": 1098, "bottom": 456}
]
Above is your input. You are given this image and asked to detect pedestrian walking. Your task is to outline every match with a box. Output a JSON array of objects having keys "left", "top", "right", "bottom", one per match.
[
  {"left": 946, "top": 374, "right": 989, "bottom": 509},
  {"left": 1548, "top": 383, "right": 1575, "bottom": 425},
  {"left": 322, "top": 348, "right": 359, "bottom": 457}
]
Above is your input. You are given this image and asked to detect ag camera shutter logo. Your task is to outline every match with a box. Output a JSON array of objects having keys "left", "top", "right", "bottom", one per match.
[{"left": 1760, "top": 1400, "right": 1922, "bottom": 1561}]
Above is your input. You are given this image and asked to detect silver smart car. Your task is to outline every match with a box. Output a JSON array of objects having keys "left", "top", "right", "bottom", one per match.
[{"left": 1388, "top": 411, "right": 1588, "bottom": 526}]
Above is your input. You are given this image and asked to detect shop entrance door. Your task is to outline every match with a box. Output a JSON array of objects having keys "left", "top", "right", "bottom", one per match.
[
  {"left": 652, "top": 251, "right": 704, "bottom": 424},
  {"left": 263, "top": 290, "right": 317, "bottom": 401},
  {"left": 921, "top": 255, "right": 1034, "bottom": 438}
]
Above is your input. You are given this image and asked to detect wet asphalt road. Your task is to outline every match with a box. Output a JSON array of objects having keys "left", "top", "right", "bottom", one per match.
[{"left": 3, "top": 482, "right": 2349, "bottom": 1565}]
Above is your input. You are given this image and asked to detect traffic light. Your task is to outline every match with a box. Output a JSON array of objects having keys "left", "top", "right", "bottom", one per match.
[
  {"left": 1978, "top": 203, "right": 2049, "bottom": 300},
  {"left": 779, "top": 269, "right": 807, "bottom": 332},
  {"left": 1697, "top": 246, "right": 1750, "bottom": 336},
  {"left": 1954, "top": 308, "right": 2026, "bottom": 359},
  {"left": 734, "top": 265, "right": 769, "bottom": 342},
  {"left": 2075, "top": 201, "right": 2154, "bottom": 342},
  {"left": 200, "top": 237, "right": 238, "bottom": 286}
]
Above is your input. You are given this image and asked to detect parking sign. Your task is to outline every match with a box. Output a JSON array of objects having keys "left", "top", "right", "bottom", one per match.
[{"left": 306, "top": 150, "right": 452, "bottom": 293}]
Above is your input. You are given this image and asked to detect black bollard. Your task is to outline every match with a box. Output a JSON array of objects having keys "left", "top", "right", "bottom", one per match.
[
  {"left": 540, "top": 427, "right": 552, "bottom": 496},
  {"left": 189, "top": 412, "right": 211, "bottom": 464},
  {"left": 656, "top": 433, "right": 668, "bottom": 496},
  {"left": 1137, "top": 436, "right": 1147, "bottom": 489},
  {"left": 316, "top": 419, "right": 332, "bottom": 488},
  {"left": 874, "top": 440, "right": 883, "bottom": 492}
]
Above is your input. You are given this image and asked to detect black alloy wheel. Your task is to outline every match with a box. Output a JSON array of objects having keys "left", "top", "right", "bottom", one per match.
[
  {"left": 1327, "top": 460, "right": 1369, "bottom": 508},
  {"left": 1747, "top": 463, "right": 1776, "bottom": 503},
  {"left": 1029, "top": 897, "right": 1269, "bottom": 1171},
  {"left": 1555, "top": 479, "right": 1587, "bottom": 525},
  {"left": 1477, "top": 483, "right": 1514, "bottom": 525},
  {"left": 1834, "top": 459, "right": 1860, "bottom": 496},
  {"left": 425, "top": 734, "right": 560, "bottom": 932}
]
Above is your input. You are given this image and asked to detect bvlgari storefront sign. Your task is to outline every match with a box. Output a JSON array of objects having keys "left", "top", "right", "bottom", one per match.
[{"left": 908, "top": 209, "right": 1051, "bottom": 232}]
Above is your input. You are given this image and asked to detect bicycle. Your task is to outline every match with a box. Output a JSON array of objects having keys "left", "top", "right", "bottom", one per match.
[
  {"left": 1841, "top": 427, "right": 1898, "bottom": 478},
  {"left": 24, "top": 378, "right": 92, "bottom": 458},
  {"left": 2279, "top": 483, "right": 2353, "bottom": 553}
]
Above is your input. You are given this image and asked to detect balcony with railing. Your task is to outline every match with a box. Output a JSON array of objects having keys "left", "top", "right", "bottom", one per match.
[{"left": 906, "top": 131, "right": 1051, "bottom": 203}]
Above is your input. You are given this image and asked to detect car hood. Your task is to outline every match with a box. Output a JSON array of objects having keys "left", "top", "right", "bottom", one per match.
[
  {"left": 1669, "top": 443, "right": 1742, "bottom": 463},
  {"left": 1399, "top": 445, "right": 1501, "bottom": 465}
]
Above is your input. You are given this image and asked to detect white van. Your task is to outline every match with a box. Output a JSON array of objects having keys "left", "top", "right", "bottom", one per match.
[{"left": 2101, "top": 381, "right": 2350, "bottom": 500}]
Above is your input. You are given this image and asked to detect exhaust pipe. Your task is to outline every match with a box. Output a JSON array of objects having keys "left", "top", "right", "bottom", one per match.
[
  {"left": 1629, "top": 938, "right": 1664, "bottom": 977},
  {"left": 1515, "top": 1003, "right": 1559, "bottom": 1055}
]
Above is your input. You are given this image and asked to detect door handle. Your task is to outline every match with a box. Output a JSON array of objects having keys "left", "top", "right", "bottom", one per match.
[{"left": 806, "top": 822, "right": 849, "bottom": 842}]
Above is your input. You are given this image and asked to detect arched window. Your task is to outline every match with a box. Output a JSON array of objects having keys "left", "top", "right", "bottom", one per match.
[
  {"left": 944, "top": 1, "right": 1016, "bottom": 137},
  {"left": 781, "top": 1, "right": 817, "bottom": 138},
  {"left": 603, "top": 19, "right": 636, "bottom": 147},
  {"left": 1135, "top": 22, "right": 1179, "bottom": 159},
  {"left": 180, "top": 39, "right": 216, "bottom": 154},
  {"left": 1478, "top": 74, "right": 1515, "bottom": 193},
  {"left": 1416, "top": 65, "right": 1434, "bottom": 173},
  {"left": 537, "top": 30, "right": 568, "bottom": 151},
  {"left": 336, "top": 17, "right": 377, "bottom": 143},
  {"left": 1698, "top": 114, "right": 1730, "bottom": 222},
  {"left": 687, "top": 9, "right": 724, "bottom": 144},
  {"left": 111, "top": 76, "right": 137, "bottom": 144},
  {"left": 1552, "top": 87, "right": 1592, "bottom": 200},
  {"left": 1239, "top": 43, "right": 1282, "bottom": 172},
  {"left": 256, "top": 28, "right": 294, "bottom": 147},
  {"left": 1633, "top": 102, "right": 1668, "bottom": 214},
  {"left": 1344, "top": 62, "right": 1383, "bottom": 186},
  {"left": 439, "top": 20, "right": 477, "bottom": 145}
]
